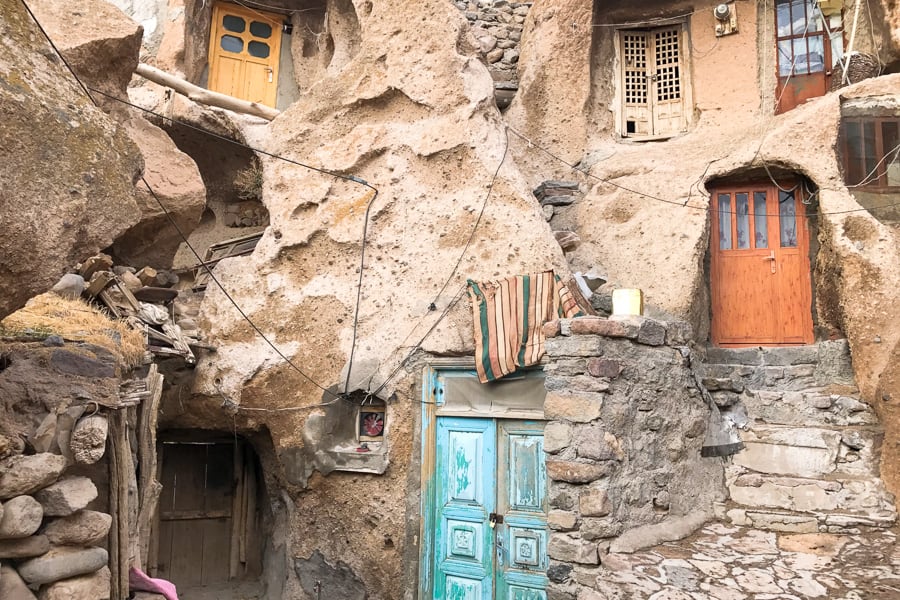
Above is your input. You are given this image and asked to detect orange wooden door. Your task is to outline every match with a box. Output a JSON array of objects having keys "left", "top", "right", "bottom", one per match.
[
  {"left": 208, "top": 3, "right": 282, "bottom": 108},
  {"left": 710, "top": 184, "right": 813, "bottom": 347}
]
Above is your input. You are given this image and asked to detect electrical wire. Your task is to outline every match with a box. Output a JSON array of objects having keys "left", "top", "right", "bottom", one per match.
[
  {"left": 344, "top": 187, "right": 379, "bottom": 394},
  {"left": 846, "top": 139, "right": 900, "bottom": 188}
]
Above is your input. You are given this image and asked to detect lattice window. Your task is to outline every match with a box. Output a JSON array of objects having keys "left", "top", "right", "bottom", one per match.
[
  {"left": 622, "top": 33, "right": 648, "bottom": 106},
  {"left": 654, "top": 28, "right": 682, "bottom": 103}
]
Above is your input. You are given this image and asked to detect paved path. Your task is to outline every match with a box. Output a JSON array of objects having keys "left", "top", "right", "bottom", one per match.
[{"left": 590, "top": 522, "right": 900, "bottom": 599}]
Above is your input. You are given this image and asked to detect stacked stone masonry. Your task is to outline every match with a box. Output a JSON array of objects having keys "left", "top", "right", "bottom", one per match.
[
  {"left": 542, "top": 315, "right": 725, "bottom": 600},
  {"left": 697, "top": 342, "right": 898, "bottom": 534},
  {"left": 455, "top": 0, "right": 531, "bottom": 93}
]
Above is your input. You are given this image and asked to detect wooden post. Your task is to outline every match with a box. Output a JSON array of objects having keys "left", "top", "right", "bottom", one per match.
[
  {"left": 135, "top": 63, "right": 280, "bottom": 121},
  {"left": 135, "top": 365, "right": 164, "bottom": 571}
]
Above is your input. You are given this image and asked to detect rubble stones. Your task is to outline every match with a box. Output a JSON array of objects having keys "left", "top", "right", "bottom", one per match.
[
  {"left": 18, "top": 546, "right": 108, "bottom": 585},
  {"left": 0, "top": 534, "right": 51, "bottom": 558},
  {"left": 544, "top": 391, "right": 603, "bottom": 422},
  {"left": 34, "top": 477, "right": 98, "bottom": 517},
  {"left": 547, "top": 460, "right": 611, "bottom": 483},
  {"left": 43, "top": 510, "right": 112, "bottom": 546},
  {"left": 0, "top": 565, "right": 38, "bottom": 600},
  {"left": 0, "top": 454, "right": 67, "bottom": 499},
  {"left": 50, "top": 275, "right": 86, "bottom": 300},
  {"left": 0, "top": 495, "right": 43, "bottom": 538},
  {"left": 457, "top": 2, "right": 530, "bottom": 81},
  {"left": 37, "top": 565, "right": 111, "bottom": 600}
]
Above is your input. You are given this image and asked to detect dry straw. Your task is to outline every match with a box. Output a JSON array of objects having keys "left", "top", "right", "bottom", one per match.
[{"left": 0, "top": 293, "right": 145, "bottom": 368}]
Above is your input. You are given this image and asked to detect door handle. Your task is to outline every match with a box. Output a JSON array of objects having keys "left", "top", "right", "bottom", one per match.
[{"left": 763, "top": 251, "right": 776, "bottom": 273}]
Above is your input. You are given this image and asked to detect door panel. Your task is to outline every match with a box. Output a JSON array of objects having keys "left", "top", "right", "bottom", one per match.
[
  {"left": 710, "top": 185, "right": 813, "bottom": 346},
  {"left": 431, "top": 418, "right": 548, "bottom": 599},
  {"left": 496, "top": 421, "right": 548, "bottom": 599},
  {"left": 434, "top": 418, "right": 496, "bottom": 600}
]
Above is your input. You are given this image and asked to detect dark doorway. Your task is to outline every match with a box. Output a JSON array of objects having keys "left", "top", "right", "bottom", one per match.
[{"left": 153, "top": 434, "right": 263, "bottom": 595}]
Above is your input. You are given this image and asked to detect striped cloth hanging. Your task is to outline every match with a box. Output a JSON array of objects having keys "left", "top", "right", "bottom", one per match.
[{"left": 467, "top": 271, "right": 583, "bottom": 383}]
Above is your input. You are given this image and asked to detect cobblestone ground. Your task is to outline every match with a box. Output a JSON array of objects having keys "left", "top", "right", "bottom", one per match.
[{"left": 590, "top": 523, "right": 900, "bottom": 599}]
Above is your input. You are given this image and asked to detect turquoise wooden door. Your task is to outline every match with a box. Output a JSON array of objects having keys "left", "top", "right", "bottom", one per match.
[{"left": 432, "top": 417, "right": 547, "bottom": 599}]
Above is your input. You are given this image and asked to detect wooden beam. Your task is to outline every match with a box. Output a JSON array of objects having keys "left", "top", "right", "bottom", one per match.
[{"left": 135, "top": 63, "right": 280, "bottom": 121}]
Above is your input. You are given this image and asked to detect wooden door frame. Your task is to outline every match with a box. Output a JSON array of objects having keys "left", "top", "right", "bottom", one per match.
[
  {"left": 709, "top": 180, "right": 815, "bottom": 347},
  {"left": 418, "top": 360, "right": 546, "bottom": 599}
]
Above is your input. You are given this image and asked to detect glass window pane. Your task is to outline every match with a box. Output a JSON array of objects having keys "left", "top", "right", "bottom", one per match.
[
  {"left": 883, "top": 121, "right": 900, "bottom": 187},
  {"left": 223, "top": 15, "right": 245, "bottom": 33},
  {"left": 736, "top": 193, "right": 750, "bottom": 249},
  {"left": 844, "top": 120, "right": 864, "bottom": 184},
  {"left": 791, "top": 0, "right": 807, "bottom": 35},
  {"left": 807, "top": 34, "right": 825, "bottom": 73},
  {"left": 778, "top": 40, "right": 794, "bottom": 76},
  {"left": 718, "top": 194, "right": 732, "bottom": 250},
  {"left": 250, "top": 21, "right": 273, "bottom": 38},
  {"left": 779, "top": 191, "right": 797, "bottom": 248},
  {"left": 863, "top": 121, "right": 878, "bottom": 183},
  {"left": 776, "top": 1, "right": 792, "bottom": 37},
  {"left": 220, "top": 35, "right": 244, "bottom": 54},
  {"left": 793, "top": 38, "right": 810, "bottom": 74},
  {"left": 248, "top": 41, "right": 270, "bottom": 58},
  {"left": 754, "top": 192, "right": 768, "bottom": 249}
]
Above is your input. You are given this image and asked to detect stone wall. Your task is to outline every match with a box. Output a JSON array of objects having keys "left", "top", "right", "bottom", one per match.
[
  {"left": 542, "top": 315, "right": 725, "bottom": 598},
  {"left": 455, "top": 0, "right": 531, "bottom": 105}
]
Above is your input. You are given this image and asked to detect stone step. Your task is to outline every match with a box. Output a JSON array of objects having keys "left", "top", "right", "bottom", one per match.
[
  {"left": 728, "top": 471, "right": 897, "bottom": 515},
  {"left": 731, "top": 424, "right": 883, "bottom": 480},
  {"left": 714, "top": 387, "right": 878, "bottom": 427},
  {"left": 725, "top": 506, "right": 897, "bottom": 533}
]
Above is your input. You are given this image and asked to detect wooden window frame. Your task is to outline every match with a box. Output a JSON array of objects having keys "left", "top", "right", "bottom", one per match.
[
  {"left": 616, "top": 21, "right": 692, "bottom": 140},
  {"left": 840, "top": 116, "right": 900, "bottom": 192}
]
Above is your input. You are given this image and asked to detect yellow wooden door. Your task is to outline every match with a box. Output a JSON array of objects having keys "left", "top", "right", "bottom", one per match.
[
  {"left": 710, "top": 184, "right": 814, "bottom": 347},
  {"left": 208, "top": 3, "right": 282, "bottom": 108}
]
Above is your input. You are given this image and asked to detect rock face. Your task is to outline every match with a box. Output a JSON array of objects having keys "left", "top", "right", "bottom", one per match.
[
  {"left": 111, "top": 115, "right": 206, "bottom": 268},
  {"left": 37, "top": 565, "right": 111, "bottom": 600},
  {"left": 43, "top": 510, "right": 111, "bottom": 546},
  {"left": 26, "top": 0, "right": 143, "bottom": 106},
  {"left": 0, "top": 0, "right": 142, "bottom": 319},
  {"left": 34, "top": 477, "right": 98, "bottom": 517},
  {"left": 0, "top": 454, "right": 66, "bottom": 500},
  {"left": 0, "top": 495, "right": 43, "bottom": 539},
  {"left": 17, "top": 546, "right": 108, "bottom": 586}
]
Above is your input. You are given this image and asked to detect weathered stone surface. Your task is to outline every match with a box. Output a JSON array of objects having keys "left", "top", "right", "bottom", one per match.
[
  {"left": 575, "top": 426, "right": 623, "bottom": 462},
  {"left": 0, "top": 454, "right": 67, "bottom": 499},
  {"left": 545, "top": 336, "right": 605, "bottom": 357},
  {"left": 546, "top": 460, "right": 610, "bottom": 483},
  {"left": 543, "top": 319, "right": 561, "bottom": 339},
  {"left": 733, "top": 427, "right": 841, "bottom": 478},
  {"left": 579, "top": 489, "right": 611, "bottom": 517},
  {"left": 0, "top": 534, "right": 51, "bottom": 558},
  {"left": 609, "top": 511, "right": 709, "bottom": 554},
  {"left": 27, "top": 0, "right": 142, "bottom": 101},
  {"left": 17, "top": 546, "right": 108, "bottom": 585},
  {"left": 43, "top": 510, "right": 111, "bottom": 546},
  {"left": 548, "top": 510, "right": 578, "bottom": 531},
  {"left": 636, "top": 318, "right": 667, "bottom": 346},
  {"left": 580, "top": 517, "right": 622, "bottom": 540},
  {"left": 569, "top": 318, "right": 631, "bottom": 338},
  {"left": 34, "top": 477, "right": 98, "bottom": 517},
  {"left": 547, "top": 561, "right": 573, "bottom": 583},
  {"left": 50, "top": 349, "right": 116, "bottom": 379},
  {"left": 587, "top": 358, "right": 622, "bottom": 379},
  {"left": 0, "top": 0, "right": 142, "bottom": 319},
  {"left": 111, "top": 116, "right": 205, "bottom": 268},
  {"left": 544, "top": 391, "right": 603, "bottom": 423},
  {"left": 548, "top": 534, "right": 598, "bottom": 565},
  {"left": 0, "top": 495, "right": 43, "bottom": 539},
  {"left": 37, "top": 565, "right": 110, "bottom": 600},
  {"left": 50, "top": 274, "right": 85, "bottom": 300},
  {"left": 544, "top": 422, "right": 573, "bottom": 454},
  {"left": 0, "top": 565, "right": 38, "bottom": 600}
]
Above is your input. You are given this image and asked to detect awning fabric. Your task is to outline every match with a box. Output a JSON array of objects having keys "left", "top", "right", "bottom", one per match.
[{"left": 467, "top": 271, "right": 582, "bottom": 383}]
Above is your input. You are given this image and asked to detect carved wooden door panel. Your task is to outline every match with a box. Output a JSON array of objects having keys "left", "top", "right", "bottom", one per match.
[
  {"left": 710, "top": 184, "right": 814, "bottom": 346},
  {"left": 432, "top": 418, "right": 548, "bottom": 599}
]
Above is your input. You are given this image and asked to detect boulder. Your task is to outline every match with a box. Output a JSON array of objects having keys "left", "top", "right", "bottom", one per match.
[
  {"left": 0, "top": 454, "right": 67, "bottom": 499},
  {"left": 0, "top": 0, "right": 142, "bottom": 319},
  {"left": 43, "top": 510, "right": 111, "bottom": 546},
  {"left": 111, "top": 115, "right": 206, "bottom": 268},
  {"left": 0, "top": 565, "right": 38, "bottom": 600},
  {"left": 34, "top": 477, "right": 98, "bottom": 517},
  {"left": 0, "top": 496, "right": 43, "bottom": 539},
  {"left": 25, "top": 0, "right": 142, "bottom": 104},
  {"left": 17, "top": 546, "right": 108, "bottom": 585},
  {"left": 37, "top": 565, "right": 110, "bottom": 600},
  {"left": 49, "top": 275, "right": 85, "bottom": 300},
  {"left": 0, "top": 535, "right": 51, "bottom": 559}
]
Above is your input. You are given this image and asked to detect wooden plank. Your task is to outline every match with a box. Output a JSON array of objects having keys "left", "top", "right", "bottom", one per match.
[
  {"left": 168, "top": 518, "right": 204, "bottom": 587},
  {"left": 229, "top": 442, "right": 244, "bottom": 579},
  {"left": 160, "top": 509, "right": 232, "bottom": 520},
  {"left": 136, "top": 366, "right": 163, "bottom": 571},
  {"left": 79, "top": 255, "right": 113, "bottom": 280},
  {"left": 86, "top": 271, "right": 116, "bottom": 297},
  {"left": 201, "top": 518, "right": 233, "bottom": 585}
]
